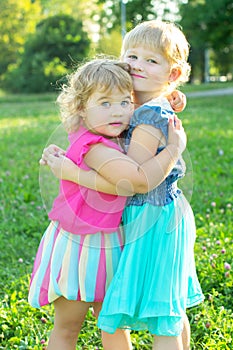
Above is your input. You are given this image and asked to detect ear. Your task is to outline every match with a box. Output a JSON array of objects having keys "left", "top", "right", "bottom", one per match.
[{"left": 169, "top": 67, "right": 181, "bottom": 82}]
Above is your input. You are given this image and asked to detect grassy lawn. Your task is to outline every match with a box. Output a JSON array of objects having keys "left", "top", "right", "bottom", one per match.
[
  {"left": 0, "top": 83, "right": 232, "bottom": 349},
  {"left": 182, "top": 80, "right": 233, "bottom": 93}
]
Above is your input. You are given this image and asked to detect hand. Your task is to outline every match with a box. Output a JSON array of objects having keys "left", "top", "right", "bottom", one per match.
[
  {"left": 46, "top": 154, "right": 77, "bottom": 181},
  {"left": 39, "top": 144, "right": 65, "bottom": 165},
  {"left": 168, "top": 90, "right": 187, "bottom": 113},
  {"left": 167, "top": 115, "right": 187, "bottom": 154}
]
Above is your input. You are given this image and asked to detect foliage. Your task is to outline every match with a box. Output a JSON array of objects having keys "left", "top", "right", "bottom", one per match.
[
  {"left": 38, "top": 0, "right": 93, "bottom": 17},
  {"left": 179, "top": 0, "right": 233, "bottom": 81},
  {"left": 0, "top": 0, "right": 41, "bottom": 75},
  {"left": 95, "top": 0, "right": 181, "bottom": 35},
  {"left": 1, "top": 0, "right": 233, "bottom": 87},
  {"left": 96, "top": 0, "right": 155, "bottom": 33},
  {"left": 96, "top": 28, "right": 122, "bottom": 57},
  {"left": 2, "top": 15, "right": 91, "bottom": 93},
  {"left": 0, "top": 84, "right": 233, "bottom": 348}
]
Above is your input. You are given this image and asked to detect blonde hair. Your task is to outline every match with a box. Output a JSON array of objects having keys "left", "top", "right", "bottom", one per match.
[
  {"left": 121, "top": 20, "right": 191, "bottom": 89},
  {"left": 57, "top": 58, "right": 133, "bottom": 133}
]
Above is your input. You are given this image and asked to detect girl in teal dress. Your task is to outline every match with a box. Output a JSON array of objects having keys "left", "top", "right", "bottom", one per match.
[
  {"left": 96, "top": 20, "right": 204, "bottom": 350},
  {"left": 39, "top": 20, "right": 203, "bottom": 350}
]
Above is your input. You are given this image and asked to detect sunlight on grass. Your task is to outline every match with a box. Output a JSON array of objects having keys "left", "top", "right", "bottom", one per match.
[
  {"left": 182, "top": 81, "right": 233, "bottom": 93},
  {"left": 0, "top": 117, "right": 38, "bottom": 129}
]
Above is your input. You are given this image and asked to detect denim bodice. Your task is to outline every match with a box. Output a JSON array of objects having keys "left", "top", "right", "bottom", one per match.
[{"left": 124, "top": 97, "right": 185, "bottom": 207}]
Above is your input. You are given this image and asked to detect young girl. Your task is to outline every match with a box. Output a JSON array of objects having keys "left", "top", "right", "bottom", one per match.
[
  {"left": 29, "top": 57, "right": 187, "bottom": 350},
  {"left": 96, "top": 21, "right": 204, "bottom": 350},
  {"left": 42, "top": 21, "right": 204, "bottom": 349}
]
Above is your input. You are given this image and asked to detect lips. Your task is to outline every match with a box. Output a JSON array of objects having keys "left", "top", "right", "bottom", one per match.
[
  {"left": 131, "top": 73, "right": 146, "bottom": 79},
  {"left": 109, "top": 122, "right": 122, "bottom": 126}
]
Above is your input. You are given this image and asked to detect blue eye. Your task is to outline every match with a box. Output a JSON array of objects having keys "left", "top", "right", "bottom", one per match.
[
  {"left": 101, "top": 101, "right": 111, "bottom": 108},
  {"left": 121, "top": 100, "right": 131, "bottom": 108}
]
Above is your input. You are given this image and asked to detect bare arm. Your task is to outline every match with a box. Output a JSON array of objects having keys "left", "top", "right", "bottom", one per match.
[
  {"left": 84, "top": 117, "right": 186, "bottom": 193},
  {"left": 42, "top": 118, "right": 186, "bottom": 194},
  {"left": 45, "top": 154, "right": 134, "bottom": 196}
]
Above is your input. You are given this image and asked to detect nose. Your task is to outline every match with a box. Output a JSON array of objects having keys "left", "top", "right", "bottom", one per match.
[
  {"left": 131, "top": 59, "right": 143, "bottom": 71},
  {"left": 111, "top": 103, "right": 124, "bottom": 117}
]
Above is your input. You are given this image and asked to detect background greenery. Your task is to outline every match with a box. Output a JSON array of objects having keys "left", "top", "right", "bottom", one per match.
[
  {"left": 0, "top": 82, "right": 232, "bottom": 349},
  {"left": 0, "top": 0, "right": 232, "bottom": 93}
]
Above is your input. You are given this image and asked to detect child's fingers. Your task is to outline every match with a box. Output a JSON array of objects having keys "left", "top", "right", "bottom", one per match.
[
  {"left": 42, "top": 145, "right": 63, "bottom": 159},
  {"left": 46, "top": 153, "right": 57, "bottom": 165},
  {"left": 168, "top": 116, "right": 181, "bottom": 129},
  {"left": 47, "top": 154, "right": 65, "bottom": 169},
  {"left": 174, "top": 115, "right": 182, "bottom": 129},
  {"left": 168, "top": 117, "right": 173, "bottom": 125}
]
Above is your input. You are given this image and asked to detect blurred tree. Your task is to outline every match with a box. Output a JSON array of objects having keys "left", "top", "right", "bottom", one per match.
[
  {"left": 0, "top": 0, "right": 41, "bottom": 75},
  {"left": 33, "top": 15, "right": 90, "bottom": 64},
  {"left": 3, "top": 14, "right": 90, "bottom": 93},
  {"left": 39, "top": 0, "right": 94, "bottom": 17},
  {"left": 179, "top": 0, "right": 233, "bottom": 81},
  {"left": 96, "top": 27, "right": 122, "bottom": 57},
  {"left": 94, "top": 0, "right": 181, "bottom": 36},
  {"left": 96, "top": 0, "right": 154, "bottom": 34},
  {"left": 38, "top": 0, "right": 100, "bottom": 45},
  {"left": 0, "top": 0, "right": 98, "bottom": 81}
]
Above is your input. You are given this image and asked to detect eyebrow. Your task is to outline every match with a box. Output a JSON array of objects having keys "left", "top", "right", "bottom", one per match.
[{"left": 127, "top": 48, "right": 160, "bottom": 57}]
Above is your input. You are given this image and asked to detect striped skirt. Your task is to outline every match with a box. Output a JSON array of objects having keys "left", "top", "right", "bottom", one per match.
[{"left": 28, "top": 221, "right": 124, "bottom": 308}]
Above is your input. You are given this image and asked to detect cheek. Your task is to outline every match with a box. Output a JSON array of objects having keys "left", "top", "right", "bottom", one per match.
[
  {"left": 150, "top": 70, "right": 167, "bottom": 82},
  {"left": 95, "top": 114, "right": 109, "bottom": 128},
  {"left": 148, "top": 67, "right": 159, "bottom": 77}
]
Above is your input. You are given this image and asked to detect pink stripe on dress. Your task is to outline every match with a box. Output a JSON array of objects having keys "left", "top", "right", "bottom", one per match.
[{"left": 95, "top": 233, "right": 106, "bottom": 301}]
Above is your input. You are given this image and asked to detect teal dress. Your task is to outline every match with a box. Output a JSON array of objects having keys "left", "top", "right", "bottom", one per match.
[{"left": 97, "top": 97, "right": 204, "bottom": 336}]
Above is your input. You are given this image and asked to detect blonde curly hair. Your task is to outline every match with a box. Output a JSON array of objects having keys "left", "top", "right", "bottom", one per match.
[
  {"left": 121, "top": 20, "right": 191, "bottom": 91},
  {"left": 57, "top": 58, "right": 133, "bottom": 133}
]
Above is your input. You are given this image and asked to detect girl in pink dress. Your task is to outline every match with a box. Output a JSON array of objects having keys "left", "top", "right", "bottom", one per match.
[{"left": 29, "top": 57, "right": 186, "bottom": 350}]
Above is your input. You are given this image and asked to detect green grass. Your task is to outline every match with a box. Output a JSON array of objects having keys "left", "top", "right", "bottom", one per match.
[
  {"left": 182, "top": 81, "right": 233, "bottom": 93},
  {"left": 0, "top": 83, "right": 232, "bottom": 349}
]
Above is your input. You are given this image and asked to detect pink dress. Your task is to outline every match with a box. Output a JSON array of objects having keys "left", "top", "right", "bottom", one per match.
[{"left": 28, "top": 126, "right": 126, "bottom": 308}]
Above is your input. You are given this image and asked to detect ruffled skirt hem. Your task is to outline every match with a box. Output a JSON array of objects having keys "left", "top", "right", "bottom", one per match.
[
  {"left": 98, "top": 196, "right": 204, "bottom": 336},
  {"left": 28, "top": 221, "right": 124, "bottom": 308}
]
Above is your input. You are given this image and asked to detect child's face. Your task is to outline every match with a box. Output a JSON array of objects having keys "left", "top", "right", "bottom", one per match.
[
  {"left": 123, "top": 47, "right": 171, "bottom": 98},
  {"left": 82, "top": 88, "right": 133, "bottom": 137}
]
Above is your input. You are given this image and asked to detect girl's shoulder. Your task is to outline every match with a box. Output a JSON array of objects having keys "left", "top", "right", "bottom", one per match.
[
  {"left": 66, "top": 126, "right": 121, "bottom": 163},
  {"left": 130, "top": 97, "right": 174, "bottom": 129},
  {"left": 68, "top": 126, "right": 119, "bottom": 148},
  {"left": 146, "top": 96, "right": 173, "bottom": 111}
]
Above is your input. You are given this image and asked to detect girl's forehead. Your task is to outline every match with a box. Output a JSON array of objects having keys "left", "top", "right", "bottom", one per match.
[
  {"left": 92, "top": 86, "right": 130, "bottom": 97},
  {"left": 124, "top": 36, "right": 161, "bottom": 50},
  {"left": 126, "top": 34, "right": 162, "bottom": 47},
  {"left": 125, "top": 46, "right": 164, "bottom": 57}
]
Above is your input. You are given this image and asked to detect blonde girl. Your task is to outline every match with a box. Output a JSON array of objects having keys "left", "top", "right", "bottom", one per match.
[{"left": 97, "top": 20, "right": 204, "bottom": 350}]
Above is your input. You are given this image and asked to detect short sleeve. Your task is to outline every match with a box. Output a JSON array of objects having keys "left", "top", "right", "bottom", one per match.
[
  {"left": 67, "top": 128, "right": 121, "bottom": 167},
  {"left": 130, "top": 104, "right": 170, "bottom": 139}
]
